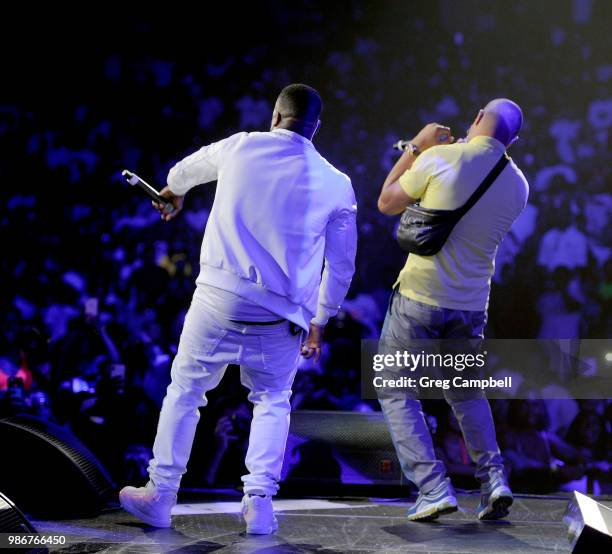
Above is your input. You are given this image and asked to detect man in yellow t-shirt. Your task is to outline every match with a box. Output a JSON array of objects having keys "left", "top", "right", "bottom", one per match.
[{"left": 377, "top": 99, "right": 528, "bottom": 522}]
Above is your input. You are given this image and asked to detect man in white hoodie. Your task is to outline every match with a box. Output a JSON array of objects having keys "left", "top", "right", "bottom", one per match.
[{"left": 119, "top": 84, "right": 357, "bottom": 533}]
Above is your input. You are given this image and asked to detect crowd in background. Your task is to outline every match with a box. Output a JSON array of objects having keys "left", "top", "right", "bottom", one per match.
[{"left": 0, "top": 2, "right": 610, "bottom": 493}]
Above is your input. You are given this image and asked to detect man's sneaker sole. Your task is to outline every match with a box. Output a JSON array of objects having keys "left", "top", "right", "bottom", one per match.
[
  {"left": 478, "top": 490, "right": 514, "bottom": 521},
  {"left": 406, "top": 499, "right": 458, "bottom": 522},
  {"left": 119, "top": 491, "right": 172, "bottom": 528}
]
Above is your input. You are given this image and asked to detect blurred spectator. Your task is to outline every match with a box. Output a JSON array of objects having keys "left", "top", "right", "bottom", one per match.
[
  {"left": 203, "top": 397, "right": 251, "bottom": 488},
  {"left": 538, "top": 267, "right": 582, "bottom": 340},
  {"left": 563, "top": 408, "right": 611, "bottom": 494},
  {"left": 501, "top": 399, "right": 583, "bottom": 493}
]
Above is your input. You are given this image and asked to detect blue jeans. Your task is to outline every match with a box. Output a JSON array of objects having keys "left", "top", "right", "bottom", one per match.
[{"left": 377, "top": 290, "right": 505, "bottom": 494}]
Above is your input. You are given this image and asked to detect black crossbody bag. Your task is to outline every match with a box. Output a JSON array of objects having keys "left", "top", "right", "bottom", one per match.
[{"left": 396, "top": 153, "right": 509, "bottom": 256}]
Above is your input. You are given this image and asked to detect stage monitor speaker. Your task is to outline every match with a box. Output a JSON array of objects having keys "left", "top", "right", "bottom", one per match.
[
  {"left": 0, "top": 415, "right": 116, "bottom": 518},
  {"left": 0, "top": 491, "right": 47, "bottom": 553},
  {"left": 564, "top": 491, "right": 612, "bottom": 553},
  {"left": 281, "top": 410, "right": 407, "bottom": 488},
  {"left": 0, "top": 490, "right": 38, "bottom": 532}
]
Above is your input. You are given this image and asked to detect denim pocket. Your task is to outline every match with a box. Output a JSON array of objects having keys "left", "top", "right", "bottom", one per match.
[
  {"left": 180, "top": 305, "right": 229, "bottom": 358},
  {"left": 195, "top": 329, "right": 228, "bottom": 357},
  {"left": 257, "top": 326, "right": 301, "bottom": 377}
]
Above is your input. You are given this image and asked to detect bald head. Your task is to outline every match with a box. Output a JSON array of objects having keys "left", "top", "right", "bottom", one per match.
[{"left": 467, "top": 98, "right": 523, "bottom": 147}]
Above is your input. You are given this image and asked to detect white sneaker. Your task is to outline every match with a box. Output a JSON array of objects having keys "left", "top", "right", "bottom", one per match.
[
  {"left": 406, "top": 479, "right": 458, "bottom": 521},
  {"left": 477, "top": 473, "right": 513, "bottom": 520},
  {"left": 119, "top": 481, "right": 177, "bottom": 528},
  {"left": 241, "top": 494, "right": 278, "bottom": 534}
]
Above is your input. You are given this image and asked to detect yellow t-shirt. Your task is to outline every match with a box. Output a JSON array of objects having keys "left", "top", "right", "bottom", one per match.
[{"left": 396, "top": 136, "right": 529, "bottom": 311}]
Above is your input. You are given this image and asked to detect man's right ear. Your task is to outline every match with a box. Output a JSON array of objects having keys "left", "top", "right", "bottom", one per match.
[{"left": 271, "top": 110, "right": 281, "bottom": 129}]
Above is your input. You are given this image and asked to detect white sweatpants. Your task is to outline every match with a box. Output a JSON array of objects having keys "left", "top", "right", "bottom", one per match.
[{"left": 146, "top": 291, "right": 303, "bottom": 496}]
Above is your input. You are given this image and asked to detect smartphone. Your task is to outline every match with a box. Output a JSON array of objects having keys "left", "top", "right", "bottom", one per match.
[
  {"left": 110, "top": 364, "right": 126, "bottom": 380},
  {"left": 85, "top": 297, "right": 99, "bottom": 318}
]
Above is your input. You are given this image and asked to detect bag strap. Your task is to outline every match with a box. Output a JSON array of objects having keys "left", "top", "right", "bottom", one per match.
[{"left": 457, "top": 153, "right": 510, "bottom": 216}]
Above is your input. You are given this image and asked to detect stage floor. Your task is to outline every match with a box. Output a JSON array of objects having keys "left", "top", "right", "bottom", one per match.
[{"left": 32, "top": 492, "right": 606, "bottom": 553}]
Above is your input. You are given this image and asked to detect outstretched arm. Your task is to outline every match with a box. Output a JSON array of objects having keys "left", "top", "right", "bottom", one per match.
[{"left": 154, "top": 132, "right": 247, "bottom": 221}]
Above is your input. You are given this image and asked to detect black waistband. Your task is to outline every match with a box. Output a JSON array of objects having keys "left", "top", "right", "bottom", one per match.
[{"left": 229, "top": 318, "right": 286, "bottom": 326}]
